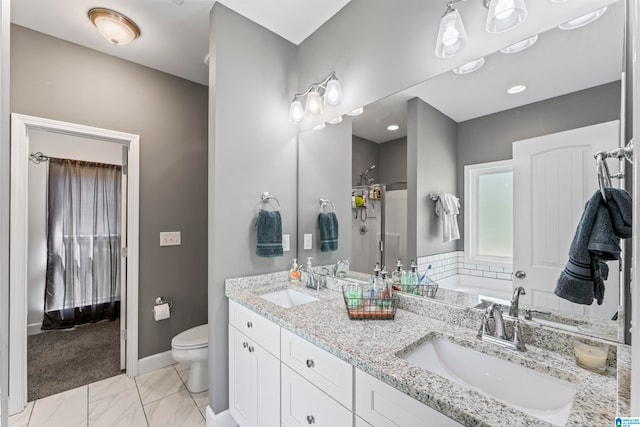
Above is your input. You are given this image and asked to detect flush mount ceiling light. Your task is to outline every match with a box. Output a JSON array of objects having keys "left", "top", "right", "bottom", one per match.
[
  {"left": 500, "top": 34, "right": 538, "bottom": 54},
  {"left": 434, "top": 0, "right": 527, "bottom": 59},
  {"left": 558, "top": 6, "right": 607, "bottom": 30},
  {"left": 507, "top": 84, "right": 527, "bottom": 94},
  {"left": 347, "top": 107, "right": 364, "bottom": 116},
  {"left": 88, "top": 8, "right": 140, "bottom": 46},
  {"left": 387, "top": 124, "right": 400, "bottom": 131},
  {"left": 289, "top": 71, "right": 343, "bottom": 124},
  {"left": 453, "top": 57, "right": 485, "bottom": 74},
  {"left": 328, "top": 116, "right": 343, "bottom": 124},
  {"left": 312, "top": 123, "right": 326, "bottom": 131}
]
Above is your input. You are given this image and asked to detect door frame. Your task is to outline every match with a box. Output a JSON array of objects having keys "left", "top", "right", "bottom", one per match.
[{"left": 8, "top": 113, "right": 140, "bottom": 415}]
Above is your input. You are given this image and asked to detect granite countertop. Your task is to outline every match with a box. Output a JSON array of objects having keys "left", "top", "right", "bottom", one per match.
[{"left": 226, "top": 272, "right": 626, "bottom": 427}]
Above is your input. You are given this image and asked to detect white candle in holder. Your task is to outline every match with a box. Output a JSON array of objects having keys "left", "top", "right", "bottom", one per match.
[{"left": 574, "top": 341, "right": 608, "bottom": 372}]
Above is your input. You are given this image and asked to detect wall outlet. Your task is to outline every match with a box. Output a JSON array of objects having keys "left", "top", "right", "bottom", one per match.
[
  {"left": 282, "top": 234, "right": 290, "bottom": 252},
  {"left": 303, "top": 233, "right": 312, "bottom": 250},
  {"left": 160, "top": 231, "right": 181, "bottom": 246}
]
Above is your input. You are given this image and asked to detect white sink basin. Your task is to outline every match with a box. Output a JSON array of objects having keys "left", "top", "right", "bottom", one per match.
[
  {"left": 402, "top": 337, "right": 577, "bottom": 426},
  {"left": 259, "top": 289, "right": 318, "bottom": 308}
]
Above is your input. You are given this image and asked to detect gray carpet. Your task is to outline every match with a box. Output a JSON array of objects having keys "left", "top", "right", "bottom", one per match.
[{"left": 28, "top": 318, "right": 122, "bottom": 401}]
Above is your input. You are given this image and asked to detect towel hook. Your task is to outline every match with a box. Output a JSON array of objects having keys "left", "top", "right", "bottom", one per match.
[
  {"left": 260, "top": 192, "right": 280, "bottom": 211},
  {"left": 318, "top": 198, "right": 336, "bottom": 214}
]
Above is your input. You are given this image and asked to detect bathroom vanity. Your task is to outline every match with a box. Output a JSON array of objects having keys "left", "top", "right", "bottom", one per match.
[{"left": 226, "top": 271, "right": 629, "bottom": 426}]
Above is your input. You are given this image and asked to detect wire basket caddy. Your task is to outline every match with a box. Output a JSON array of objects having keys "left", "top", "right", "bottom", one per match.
[
  {"left": 396, "top": 282, "right": 439, "bottom": 298},
  {"left": 342, "top": 284, "right": 399, "bottom": 320}
]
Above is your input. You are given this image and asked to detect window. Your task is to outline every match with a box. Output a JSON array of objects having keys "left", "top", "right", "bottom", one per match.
[{"left": 464, "top": 160, "right": 513, "bottom": 268}]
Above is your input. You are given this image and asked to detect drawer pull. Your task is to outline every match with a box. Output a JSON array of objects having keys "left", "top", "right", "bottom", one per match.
[
  {"left": 306, "top": 359, "right": 315, "bottom": 368},
  {"left": 248, "top": 346, "right": 255, "bottom": 353},
  {"left": 306, "top": 415, "right": 315, "bottom": 424},
  {"left": 246, "top": 321, "right": 253, "bottom": 328},
  {"left": 242, "top": 342, "right": 248, "bottom": 348}
]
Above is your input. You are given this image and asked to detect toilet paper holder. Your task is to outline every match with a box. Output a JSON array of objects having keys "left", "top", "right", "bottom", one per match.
[{"left": 154, "top": 296, "right": 173, "bottom": 311}]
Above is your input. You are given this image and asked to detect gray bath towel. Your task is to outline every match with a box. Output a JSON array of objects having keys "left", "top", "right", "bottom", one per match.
[
  {"left": 555, "top": 188, "right": 632, "bottom": 305},
  {"left": 319, "top": 212, "right": 339, "bottom": 252},
  {"left": 256, "top": 209, "right": 283, "bottom": 257}
]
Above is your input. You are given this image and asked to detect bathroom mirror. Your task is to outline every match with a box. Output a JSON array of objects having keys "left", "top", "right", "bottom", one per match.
[{"left": 297, "top": 0, "right": 626, "bottom": 343}]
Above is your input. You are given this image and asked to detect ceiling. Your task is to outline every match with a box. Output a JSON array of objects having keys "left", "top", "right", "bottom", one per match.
[
  {"left": 10, "top": 0, "right": 352, "bottom": 86},
  {"left": 352, "top": 0, "right": 624, "bottom": 143}
]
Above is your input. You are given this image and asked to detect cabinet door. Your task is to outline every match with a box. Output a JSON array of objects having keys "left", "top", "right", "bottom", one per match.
[
  {"left": 281, "top": 364, "right": 353, "bottom": 427},
  {"left": 256, "top": 342, "right": 280, "bottom": 427},
  {"left": 356, "top": 369, "right": 463, "bottom": 427},
  {"left": 229, "top": 325, "right": 257, "bottom": 426}
]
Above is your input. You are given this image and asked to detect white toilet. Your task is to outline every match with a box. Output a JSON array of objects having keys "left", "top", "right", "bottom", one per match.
[{"left": 171, "top": 324, "right": 209, "bottom": 393}]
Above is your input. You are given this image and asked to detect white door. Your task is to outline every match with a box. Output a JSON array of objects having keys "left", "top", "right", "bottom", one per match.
[
  {"left": 120, "top": 158, "right": 127, "bottom": 371},
  {"left": 513, "top": 120, "right": 621, "bottom": 320}
]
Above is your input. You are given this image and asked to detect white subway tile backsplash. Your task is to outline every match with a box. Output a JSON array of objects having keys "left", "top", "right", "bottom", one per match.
[
  {"left": 476, "top": 264, "right": 490, "bottom": 271},
  {"left": 463, "top": 263, "right": 476, "bottom": 270},
  {"left": 459, "top": 268, "right": 470, "bottom": 275},
  {"left": 489, "top": 266, "right": 504, "bottom": 273},
  {"left": 470, "top": 270, "right": 483, "bottom": 277},
  {"left": 497, "top": 272, "right": 512, "bottom": 280},
  {"left": 482, "top": 271, "right": 498, "bottom": 279},
  {"left": 416, "top": 251, "right": 516, "bottom": 281}
]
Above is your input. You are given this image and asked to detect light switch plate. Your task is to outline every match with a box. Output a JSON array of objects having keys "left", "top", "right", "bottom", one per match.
[
  {"left": 160, "top": 231, "right": 181, "bottom": 246},
  {"left": 303, "top": 233, "right": 312, "bottom": 250},
  {"left": 282, "top": 234, "right": 290, "bottom": 252}
]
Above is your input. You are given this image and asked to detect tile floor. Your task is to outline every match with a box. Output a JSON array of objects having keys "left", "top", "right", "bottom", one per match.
[{"left": 9, "top": 363, "right": 207, "bottom": 427}]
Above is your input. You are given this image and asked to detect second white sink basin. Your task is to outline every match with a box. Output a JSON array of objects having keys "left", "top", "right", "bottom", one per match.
[
  {"left": 402, "top": 337, "right": 577, "bottom": 426},
  {"left": 259, "top": 289, "right": 318, "bottom": 308}
]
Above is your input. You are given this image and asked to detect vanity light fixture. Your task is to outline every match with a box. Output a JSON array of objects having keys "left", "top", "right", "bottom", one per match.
[
  {"left": 558, "top": 6, "right": 607, "bottom": 30},
  {"left": 347, "top": 107, "right": 364, "bottom": 116},
  {"left": 507, "top": 84, "right": 527, "bottom": 94},
  {"left": 485, "top": 0, "right": 528, "bottom": 33},
  {"left": 328, "top": 116, "right": 343, "bottom": 125},
  {"left": 289, "top": 71, "right": 343, "bottom": 124},
  {"left": 453, "top": 57, "right": 485, "bottom": 74},
  {"left": 387, "top": 124, "right": 400, "bottom": 131},
  {"left": 500, "top": 34, "right": 538, "bottom": 54},
  {"left": 88, "top": 8, "right": 141, "bottom": 45},
  {"left": 435, "top": 1, "right": 468, "bottom": 58}
]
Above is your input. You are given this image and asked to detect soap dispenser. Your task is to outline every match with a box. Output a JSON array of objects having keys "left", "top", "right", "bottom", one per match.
[
  {"left": 289, "top": 258, "right": 300, "bottom": 282},
  {"left": 408, "top": 260, "right": 419, "bottom": 293}
]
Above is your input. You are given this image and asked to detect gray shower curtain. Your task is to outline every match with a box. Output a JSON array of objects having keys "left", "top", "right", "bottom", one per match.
[{"left": 42, "top": 158, "right": 122, "bottom": 330}]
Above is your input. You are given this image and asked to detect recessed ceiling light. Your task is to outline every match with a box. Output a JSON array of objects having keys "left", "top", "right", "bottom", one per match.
[
  {"left": 500, "top": 35, "right": 538, "bottom": 54},
  {"left": 387, "top": 125, "right": 400, "bottom": 131},
  {"left": 312, "top": 123, "right": 326, "bottom": 131},
  {"left": 347, "top": 107, "right": 364, "bottom": 116},
  {"left": 328, "top": 116, "right": 343, "bottom": 124},
  {"left": 559, "top": 6, "right": 607, "bottom": 30},
  {"left": 507, "top": 84, "right": 527, "bottom": 94},
  {"left": 453, "top": 57, "right": 485, "bottom": 75}
]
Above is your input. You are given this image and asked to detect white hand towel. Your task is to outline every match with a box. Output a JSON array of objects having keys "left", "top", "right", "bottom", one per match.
[{"left": 435, "top": 193, "right": 460, "bottom": 242}]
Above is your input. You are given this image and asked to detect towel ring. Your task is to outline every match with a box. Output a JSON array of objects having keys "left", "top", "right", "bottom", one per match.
[
  {"left": 260, "top": 192, "right": 281, "bottom": 211},
  {"left": 318, "top": 198, "right": 336, "bottom": 214}
]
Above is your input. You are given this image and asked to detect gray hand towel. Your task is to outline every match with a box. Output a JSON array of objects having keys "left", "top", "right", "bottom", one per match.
[
  {"left": 318, "top": 212, "right": 339, "bottom": 252},
  {"left": 555, "top": 188, "right": 632, "bottom": 305},
  {"left": 256, "top": 209, "right": 283, "bottom": 257}
]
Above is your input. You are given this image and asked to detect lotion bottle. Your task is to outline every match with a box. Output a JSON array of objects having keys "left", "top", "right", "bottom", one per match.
[{"left": 289, "top": 258, "right": 300, "bottom": 282}]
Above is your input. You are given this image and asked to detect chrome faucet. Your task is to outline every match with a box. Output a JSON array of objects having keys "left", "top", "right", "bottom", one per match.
[
  {"left": 509, "top": 286, "right": 526, "bottom": 318},
  {"left": 332, "top": 259, "right": 349, "bottom": 277},
  {"left": 478, "top": 303, "right": 526, "bottom": 351},
  {"left": 524, "top": 309, "right": 551, "bottom": 321},
  {"left": 299, "top": 265, "right": 322, "bottom": 291}
]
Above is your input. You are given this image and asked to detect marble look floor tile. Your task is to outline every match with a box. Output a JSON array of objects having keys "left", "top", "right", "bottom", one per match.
[
  {"left": 144, "top": 390, "right": 205, "bottom": 427},
  {"left": 89, "top": 374, "right": 136, "bottom": 402},
  {"left": 89, "top": 387, "right": 148, "bottom": 427},
  {"left": 177, "top": 367, "right": 189, "bottom": 384},
  {"left": 8, "top": 401, "right": 34, "bottom": 427},
  {"left": 173, "top": 362, "right": 189, "bottom": 372},
  {"left": 28, "top": 386, "right": 88, "bottom": 427},
  {"left": 135, "top": 366, "right": 185, "bottom": 404},
  {"left": 190, "top": 390, "right": 208, "bottom": 412}
]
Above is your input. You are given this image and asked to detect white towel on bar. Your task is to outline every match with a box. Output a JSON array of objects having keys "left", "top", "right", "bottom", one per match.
[{"left": 435, "top": 193, "right": 460, "bottom": 243}]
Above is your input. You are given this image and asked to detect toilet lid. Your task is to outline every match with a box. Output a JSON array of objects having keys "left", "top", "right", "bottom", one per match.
[{"left": 172, "top": 324, "right": 208, "bottom": 349}]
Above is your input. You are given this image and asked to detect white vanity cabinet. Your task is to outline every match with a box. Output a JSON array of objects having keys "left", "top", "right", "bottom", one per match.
[
  {"left": 355, "top": 369, "right": 464, "bottom": 427},
  {"left": 228, "top": 301, "right": 280, "bottom": 427}
]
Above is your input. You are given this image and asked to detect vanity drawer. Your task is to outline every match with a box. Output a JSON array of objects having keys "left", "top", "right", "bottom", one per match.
[
  {"left": 281, "top": 328, "right": 353, "bottom": 409},
  {"left": 355, "top": 369, "right": 463, "bottom": 427},
  {"left": 281, "top": 364, "right": 353, "bottom": 427},
  {"left": 229, "top": 300, "right": 280, "bottom": 357}
]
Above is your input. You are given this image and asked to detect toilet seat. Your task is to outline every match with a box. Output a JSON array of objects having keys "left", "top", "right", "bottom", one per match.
[{"left": 172, "top": 324, "right": 208, "bottom": 350}]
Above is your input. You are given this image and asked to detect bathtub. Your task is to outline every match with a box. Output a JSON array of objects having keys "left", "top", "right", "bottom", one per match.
[{"left": 435, "top": 274, "right": 512, "bottom": 306}]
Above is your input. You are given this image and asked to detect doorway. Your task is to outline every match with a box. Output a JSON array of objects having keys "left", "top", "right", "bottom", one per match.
[{"left": 9, "top": 114, "right": 140, "bottom": 415}]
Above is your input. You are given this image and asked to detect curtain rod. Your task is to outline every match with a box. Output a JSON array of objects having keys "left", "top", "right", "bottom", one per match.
[{"left": 29, "top": 152, "right": 49, "bottom": 164}]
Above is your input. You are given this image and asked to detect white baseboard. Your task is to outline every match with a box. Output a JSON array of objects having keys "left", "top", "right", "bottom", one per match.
[
  {"left": 137, "top": 350, "right": 176, "bottom": 376},
  {"left": 206, "top": 406, "right": 237, "bottom": 427},
  {"left": 27, "top": 323, "right": 43, "bottom": 336}
]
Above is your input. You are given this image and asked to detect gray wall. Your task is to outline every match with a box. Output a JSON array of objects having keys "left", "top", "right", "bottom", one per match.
[
  {"left": 408, "top": 98, "right": 458, "bottom": 261},
  {"left": 298, "top": 119, "right": 352, "bottom": 265},
  {"left": 11, "top": 25, "right": 209, "bottom": 359},
  {"left": 378, "top": 137, "right": 407, "bottom": 184},
  {"left": 208, "top": 4, "right": 298, "bottom": 412},
  {"left": 456, "top": 81, "right": 621, "bottom": 247},
  {"left": 352, "top": 135, "right": 378, "bottom": 186}
]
